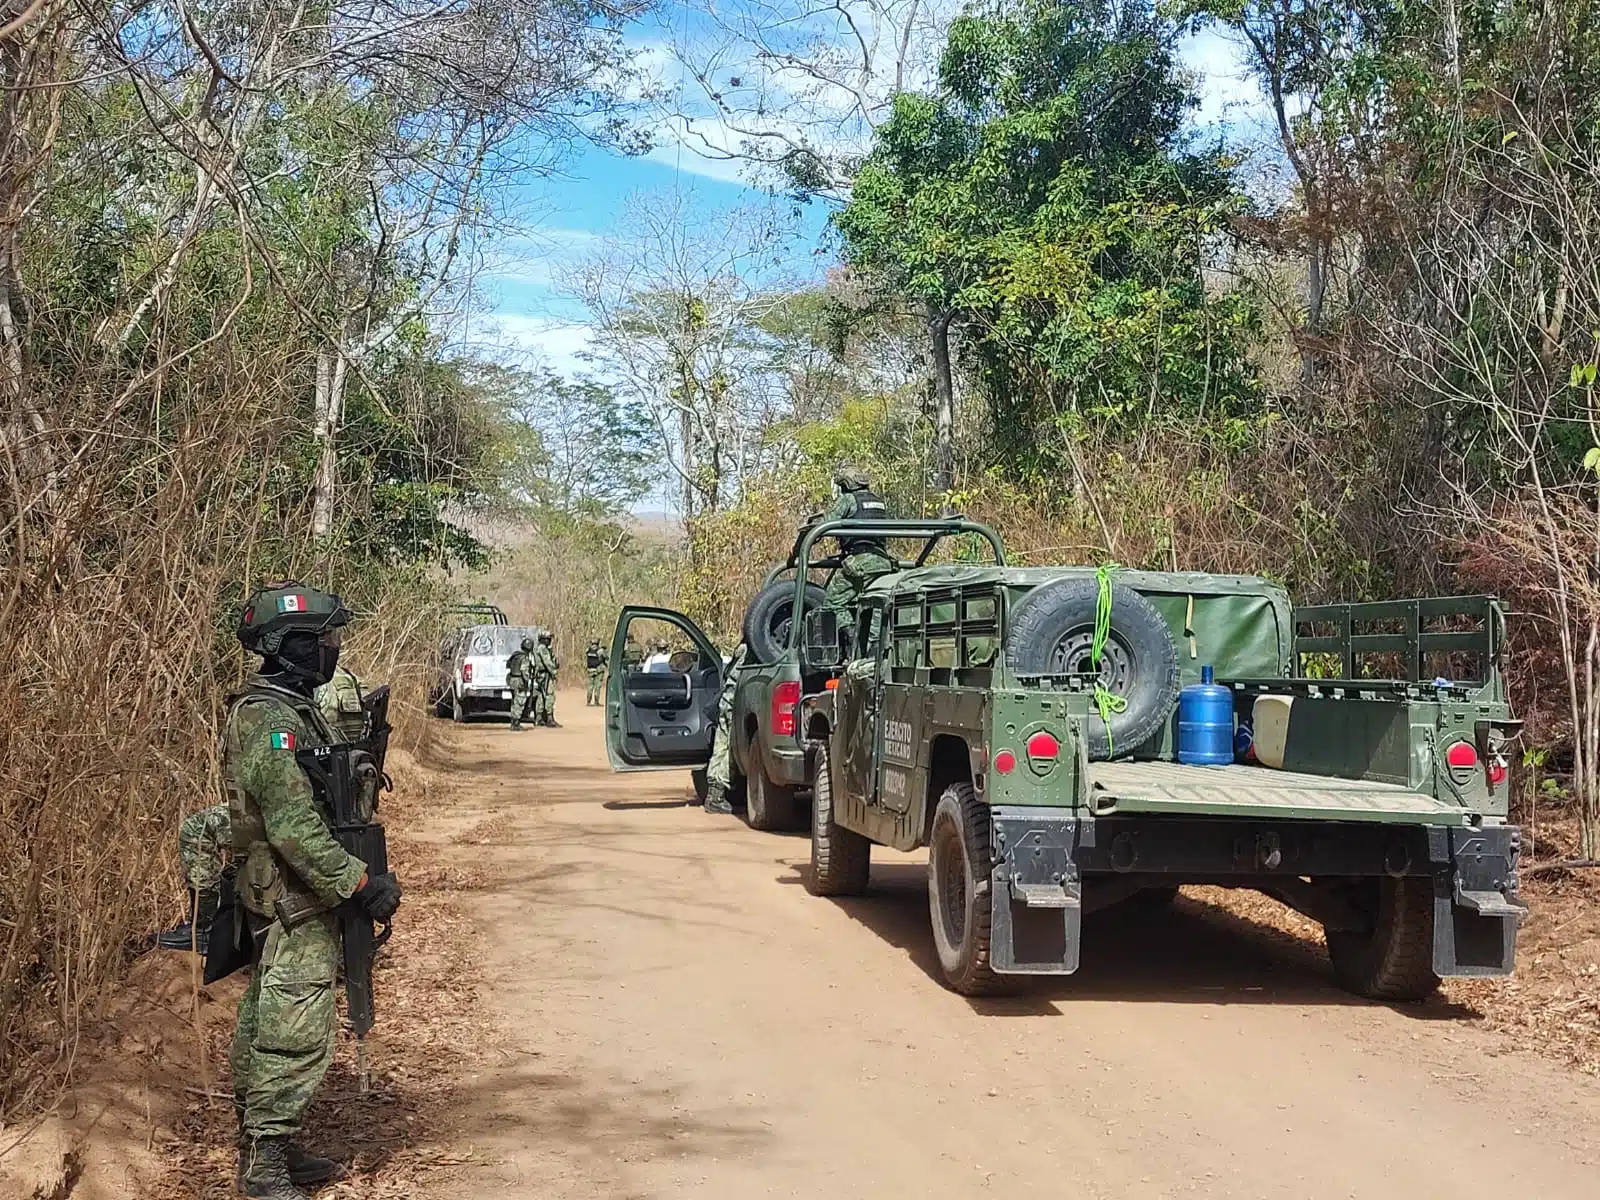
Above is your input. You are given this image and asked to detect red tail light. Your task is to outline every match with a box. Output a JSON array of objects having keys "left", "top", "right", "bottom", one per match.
[
  {"left": 1026, "top": 731, "right": 1060, "bottom": 761},
  {"left": 772, "top": 680, "right": 802, "bottom": 737},
  {"left": 1445, "top": 742, "right": 1477, "bottom": 769},
  {"left": 462, "top": 662, "right": 473, "bottom": 682},
  {"left": 1488, "top": 760, "right": 1507, "bottom": 787},
  {"left": 993, "top": 750, "right": 1016, "bottom": 774}
]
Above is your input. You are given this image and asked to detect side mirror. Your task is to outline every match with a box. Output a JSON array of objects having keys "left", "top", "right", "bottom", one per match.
[{"left": 801, "top": 608, "right": 844, "bottom": 672}]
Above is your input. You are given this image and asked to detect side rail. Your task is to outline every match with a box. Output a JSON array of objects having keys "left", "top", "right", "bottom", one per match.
[{"left": 1292, "top": 595, "right": 1505, "bottom": 690}]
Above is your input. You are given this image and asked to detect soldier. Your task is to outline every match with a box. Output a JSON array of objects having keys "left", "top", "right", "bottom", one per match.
[
  {"left": 822, "top": 466, "right": 894, "bottom": 656},
  {"left": 585, "top": 638, "right": 606, "bottom": 706},
  {"left": 621, "top": 633, "right": 643, "bottom": 672},
  {"left": 314, "top": 661, "right": 382, "bottom": 818},
  {"left": 225, "top": 582, "right": 401, "bottom": 1199},
  {"left": 532, "top": 629, "right": 560, "bottom": 727},
  {"left": 506, "top": 636, "right": 535, "bottom": 731},
  {"left": 703, "top": 642, "right": 747, "bottom": 814},
  {"left": 156, "top": 802, "right": 231, "bottom": 953}
]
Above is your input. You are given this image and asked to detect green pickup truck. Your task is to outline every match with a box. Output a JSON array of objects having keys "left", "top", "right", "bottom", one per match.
[{"left": 605, "top": 519, "right": 1525, "bottom": 1001}]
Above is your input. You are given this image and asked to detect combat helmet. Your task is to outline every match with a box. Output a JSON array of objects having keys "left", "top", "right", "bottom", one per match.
[
  {"left": 520, "top": 636, "right": 535, "bottom": 651},
  {"left": 538, "top": 629, "right": 554, "bottom": 644},
  {"left": 833, "top": 463, "right": 871, "bottom": 491},
  {"left": 238, "top": 581, "right": 350, "bottom": 656}
]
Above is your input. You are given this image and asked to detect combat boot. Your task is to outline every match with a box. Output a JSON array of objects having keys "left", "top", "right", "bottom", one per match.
[
  {"left": 508, "top": 719, "right": 522, "bottom": 730},
  {"left": 156, "top": 887, "right": 216, "bottom": 953},
  {"left": 237, "top": 1110, "right": 343, "bottom": 1190},
  {"left": 705, "top": 783, "right": 733, "bottom": 815},
  {"left": 239, "top": 1136, "right": 308, "bottom": 1199}
]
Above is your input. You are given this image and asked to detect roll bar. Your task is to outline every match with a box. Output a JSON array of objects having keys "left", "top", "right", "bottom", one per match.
[{"left": 785, "top": 518, "right": 1007, "bottom": 651}]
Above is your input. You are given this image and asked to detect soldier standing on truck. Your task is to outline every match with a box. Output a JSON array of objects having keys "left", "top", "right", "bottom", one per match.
[
  {"left": 585, "top": 638, "right": 606, "bottom": 706},
  {"left": 533, "top": 630, "right": 560, "bottom": 727},
  {"left": 506, "top": 636, "right": 534, "bottom": 731},
  {"left": 822, "top": 467, "right": 894, "bottom": 644},
  {"left": 702, "top": 641, "right": 747, "bottom": 814}
]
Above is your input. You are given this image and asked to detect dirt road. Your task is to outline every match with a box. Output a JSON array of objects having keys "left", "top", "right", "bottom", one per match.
[{"left": 421, "top": 694, "right": 1600, "bottom": 1199}]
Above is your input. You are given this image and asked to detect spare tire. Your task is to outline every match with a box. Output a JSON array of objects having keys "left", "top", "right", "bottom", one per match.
[
  {"left": 742, "top": 578, "right": 827, "bottom": 665},
  {"left": 1007, "top": 577, "right": 1179, "bottom": 759}
]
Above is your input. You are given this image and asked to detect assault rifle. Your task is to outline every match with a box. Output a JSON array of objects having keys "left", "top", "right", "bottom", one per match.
[{"left": 296, "top": 685, "right": 393, "bottom": 1092}]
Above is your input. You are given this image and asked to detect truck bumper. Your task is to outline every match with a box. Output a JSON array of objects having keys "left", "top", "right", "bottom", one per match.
[
  {"left": 985, "top": 807, "right": 1524, "bottom": 979},
  {"left": 765, "top": 744, "right": 810, "bottom": 788}
]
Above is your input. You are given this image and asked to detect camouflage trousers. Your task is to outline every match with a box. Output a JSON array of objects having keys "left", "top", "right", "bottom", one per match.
[
  {"left": 508, "top": 678, "right": 532, "bottom": 724},
  {"left": 230, "top": 913, "right": 339, "bottom": 1138},
  {"left": 586, "top": 667, "right": 605, "bottom": 706},
  {"left": 178, "top": 803, "right": 231, "bottom": 891},
  {"left": 533, "top": 678, "right": 555, "bottom": 724},
  {"left": 706, "top": 671, "right": 738, "bottom": 792},
  {"left": 824, "top": 551, "right": 895, "bottom": 615}
]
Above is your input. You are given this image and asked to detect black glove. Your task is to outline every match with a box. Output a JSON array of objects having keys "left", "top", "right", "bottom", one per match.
[{"left": 355, "top": 872, "right": 402, "bottom": 921}]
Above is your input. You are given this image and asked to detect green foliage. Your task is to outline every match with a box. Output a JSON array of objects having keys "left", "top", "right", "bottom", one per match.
[{"left": 835, "top": 0, "right": 1260, "bottom": 473}]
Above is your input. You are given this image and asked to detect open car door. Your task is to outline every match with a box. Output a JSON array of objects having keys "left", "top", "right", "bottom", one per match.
[{"left": 606, "top": 606, "right": 724, "bottom": 772}]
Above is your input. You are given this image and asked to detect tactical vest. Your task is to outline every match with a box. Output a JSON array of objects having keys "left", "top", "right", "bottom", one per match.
[
  {"left": 843, "top": 487, "right": 888, "bottom": 555},
  {"left": 586, "top": 647, "right": 604, "bottom": 670},
  {"left": 223, "top": 678, "right": 340, "bottom": 919}
]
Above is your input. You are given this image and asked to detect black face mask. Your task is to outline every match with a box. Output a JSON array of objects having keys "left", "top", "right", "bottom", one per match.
[{"left": 270, "top": 630, "right": 341, "bottom": 688}]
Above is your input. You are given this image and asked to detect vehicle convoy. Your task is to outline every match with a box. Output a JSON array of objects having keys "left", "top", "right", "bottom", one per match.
[
  {"left": 431, "top": 619, "right": 543, "bottom": 722},
  {"left": 605, "top": 519, "right": 1525, "bottom": 1001}
]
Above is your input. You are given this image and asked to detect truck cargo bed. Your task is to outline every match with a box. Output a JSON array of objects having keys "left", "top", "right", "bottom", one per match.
[{"left": 1085, "top": 761, "right": 1464, "bottom": 824}]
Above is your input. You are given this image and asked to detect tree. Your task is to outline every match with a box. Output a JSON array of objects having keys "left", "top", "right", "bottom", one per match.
[
  {"left": 574, "top": 192, "right": 799, "bottom": 523},
  {"left": 835, "top": 0, "right": 1257, "bottom": 489}
]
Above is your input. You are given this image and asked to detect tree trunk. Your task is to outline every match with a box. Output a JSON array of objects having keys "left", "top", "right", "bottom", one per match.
[
  {"left": 310, "top": 343, "right": 347, "bottom": 540},
  {"left": 927, "top": 302, "right": 954, "bottom": 499},
  {"left": 678, "top": 403, "right": 695, "bottom": 522}
]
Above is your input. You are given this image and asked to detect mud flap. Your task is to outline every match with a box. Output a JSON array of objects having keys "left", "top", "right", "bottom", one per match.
[
  {"left": 989, "top": 807, "right": 1083, "bottom": 975},
  {"left": 1431, "top": 825, "right": 1525, "bottom": 978}
]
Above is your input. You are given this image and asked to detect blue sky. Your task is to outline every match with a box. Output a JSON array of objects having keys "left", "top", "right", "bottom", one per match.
[{"left": 469, "top": 13, "right": 1267, "bottom": 380}]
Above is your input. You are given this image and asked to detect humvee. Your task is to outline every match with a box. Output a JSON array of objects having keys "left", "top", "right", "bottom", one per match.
[{"left": 605, "top": 519, "right": 1525, "bottom": 1001}]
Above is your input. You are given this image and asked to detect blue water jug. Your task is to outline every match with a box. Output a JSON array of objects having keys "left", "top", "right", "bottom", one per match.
[{"left": 1178, "top": 665, "right": 1234, "bottom": 766}]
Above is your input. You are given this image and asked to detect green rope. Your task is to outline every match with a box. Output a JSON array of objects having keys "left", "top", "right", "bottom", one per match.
[{"left": 1091, "top": 563, "right": 1128, "bottom": 755}]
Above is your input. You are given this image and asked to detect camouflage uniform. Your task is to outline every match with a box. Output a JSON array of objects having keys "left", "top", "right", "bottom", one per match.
[
  {"left": 704, "top": 643, "right": 747, "bottom": 813},
  {"left": 585, "top": 641, "right": 606, "bottom": 706},
  {"left": 506, "top": 641, "right": 534, "bottom": 730},
  {"left": 532, "top": 636, "right": 559, "bottom": 726},
  {"left": 821, "top": 472, "right": 893, "bottom": 620},
  {"left": 314, "top": 664, "right": 367, "bottom": 744},
  {"left": 225, "top": 676, "right": 366, "bottom": 1144},
  {"left": 178, "top": 802, "right": 231, "bottom": 891},
  {"left": 314, "top": 664, "right": 377, "bottom": 816},
  {"left": 622, "top": 637, "right": 643, "bottom": 671}
]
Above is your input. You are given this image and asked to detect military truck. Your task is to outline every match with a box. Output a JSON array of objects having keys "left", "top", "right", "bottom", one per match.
[{"left": 605, "top": 519, "right": 1525, "bottom": 1001}]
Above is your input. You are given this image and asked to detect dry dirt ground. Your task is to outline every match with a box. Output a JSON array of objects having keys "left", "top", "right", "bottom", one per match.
[{"left": 7, "top": 690, "right": 1600, "bottom": 1199}]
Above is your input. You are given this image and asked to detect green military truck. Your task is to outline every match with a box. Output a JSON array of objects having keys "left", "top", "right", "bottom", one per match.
[{"left": 605, "top": 519, "right": 1525, "bottom": 1001}]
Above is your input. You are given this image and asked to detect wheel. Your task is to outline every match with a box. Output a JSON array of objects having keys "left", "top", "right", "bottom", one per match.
[
  {"left": 927, "top": 784, "right": 1016, "bottom": 996},
  {"left": 1005, "top": 577, "right": 1179, "bottom": 759},
  {"left": 451, "top": 691, "right": 469, "bottom": 723},
  {"left": 745, "top": 764, "right": 797, "bottom": 831},
  {"left": 742, "top": 579, "right": 828, "bottom": 665},
  {"left": 807, "top": 742, "right": 870, "bottom": 895},
  {"left": 1326, "top": 876, "right": 1440, "bottom": 1001},
  {"left": 690, "top": 768, "right": 708, "bottom": 804}
]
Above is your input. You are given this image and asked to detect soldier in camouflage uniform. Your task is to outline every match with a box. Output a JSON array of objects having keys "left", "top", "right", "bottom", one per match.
[
  {"left": 156, "top": 803, "right": 231, "bottom": 952},
  {"left": 821, "top": 465, "right": 893, "bottom": 620},
  {"left": 506, "top": 636, "right": 535, "bottom": 731},
  {"left": 224, "top": 583, "right": 402, "bottom": 1199},
  {"left": 532, "top": 629, "right": 560, "bottom": 727},
  {"left": 703, "top": 642, "right": 747, "bottom": 814},
  {"left": 622, "top": 633, "right": 643, "bottom": 672},
  {"left": 585, "top": 639, "right": 606, "bottom": 706}
]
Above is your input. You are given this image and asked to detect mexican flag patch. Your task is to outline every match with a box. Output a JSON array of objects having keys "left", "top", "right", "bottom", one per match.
[
  {"left": 270, "top": 731, "right": 296, "bottom": 750},
  {"left": 276, "top": 594, "right": 306, "bottom": 613}
]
